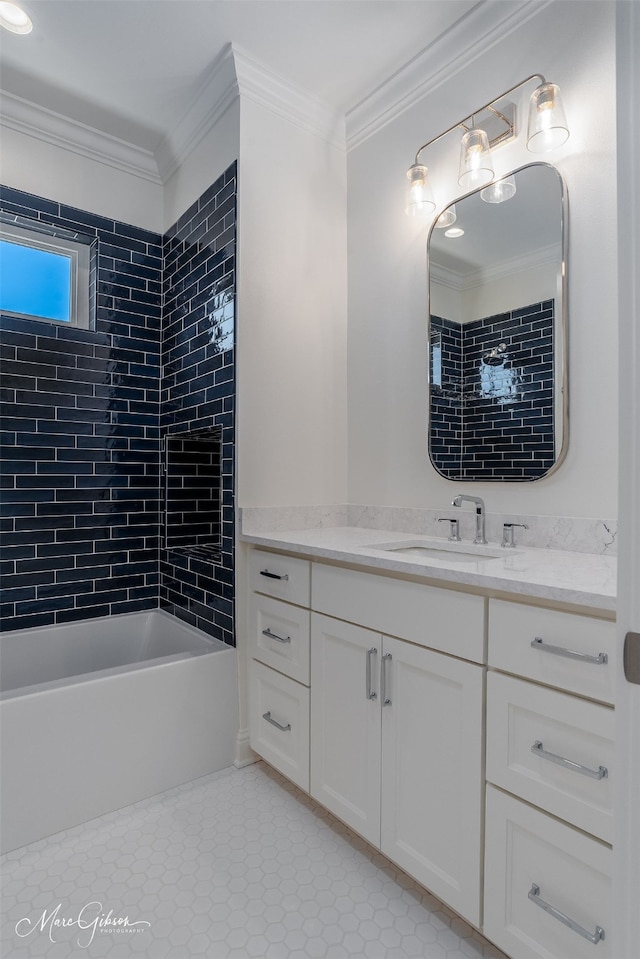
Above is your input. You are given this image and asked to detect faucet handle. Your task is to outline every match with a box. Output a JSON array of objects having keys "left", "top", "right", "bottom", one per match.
[
  {"left": 502, "top": 522, "right": 529, "bottom": 548},
  {"left": 438, "top": 517, "right": 461, "bottom": 542}
]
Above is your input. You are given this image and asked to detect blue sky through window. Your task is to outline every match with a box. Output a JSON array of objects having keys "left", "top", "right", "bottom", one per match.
[{"left": 0, "top": 238, "right": 72, "bottom": 322}]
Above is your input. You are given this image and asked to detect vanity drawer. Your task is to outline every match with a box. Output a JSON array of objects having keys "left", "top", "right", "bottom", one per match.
[
  {"left": 249, "top": 660, "right": 310, "bottom": 791},
  {"left": 249, "top": 549, "right": 310, "bottom": 607},
  {"left": 488, "top": 600, "right": 616, "bottom": 704},
  {"left": 249, "top": 593, "right": 310, "bottom": 685},
  {"left": 312, "top": 563, "right": 485, "bottom": 663},
  {"left": 486, "top": 671, "right": 614, "bottom": 842},
  {"left": 484, "top": 786, "right": 611, "bottom": 959}
]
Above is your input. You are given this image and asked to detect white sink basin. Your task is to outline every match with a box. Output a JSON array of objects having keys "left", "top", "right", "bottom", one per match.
[{"left": 369, "top": 539, "right": 512, "bottom": 563}]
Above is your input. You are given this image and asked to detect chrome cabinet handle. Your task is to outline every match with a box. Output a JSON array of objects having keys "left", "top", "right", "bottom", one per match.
[
  {"left": 366, "top": 647, "right": 378, "bottom": 700},
  {"left": 260, "top": 569, "right": 289, "bottom": 581},
  {"left": 531, "top": 741, "right": 608, "bottom": 780},
  {"left": 381, "top": 653, "right": 392, "bottom": 706},
  {"left": 262, "top": 627, "right": 291, "bottom": 644},
  {"left": 262, "top": 711, "right": 291, "bottom": 732},
  {"left": 528, "top": 883, "right": 605, "bottom": 945},
  {"left": 531, "top": 637, "right": 608, "bottom": 665}
]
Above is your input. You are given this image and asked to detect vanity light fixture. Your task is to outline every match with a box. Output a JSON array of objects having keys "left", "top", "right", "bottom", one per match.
[
  {"left": 405, "top": 164, "right": 436, "bottom": 217},
  {"left": 435, "top": 204, "right": 457, "bottom": 228},
  {"left": 526, "top": 82, "right": 570, "bottom": 152},
  {"left": 405, "top": 75, "right": 569, "bottom": 216},
  {"left": 0, "top": 0, "right": 32, "bottom": 33},
  {"left": 480, "top": 174, "right": 517, "bottom": 204},
  {"left": 458, "top": 129, "right": 494, "bottom": 189}
]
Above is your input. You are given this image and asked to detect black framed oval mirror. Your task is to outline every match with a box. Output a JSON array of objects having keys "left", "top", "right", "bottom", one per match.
[{"left": 427, "top": 162, "right": 567, "bottom": 481}]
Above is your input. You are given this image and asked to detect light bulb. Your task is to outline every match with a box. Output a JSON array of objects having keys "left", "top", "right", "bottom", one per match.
[
  {"left": 405, "top": 164, "right": 435, "bottom": 217},
  {"left": 458, "top": 129, "right": 494, "bottom": 189},
  {"left": 527, "top": 82, "right": 569, "bottom": 153},
  {"left": 480, "top": 175, "right": 517, "bottom": 203}
]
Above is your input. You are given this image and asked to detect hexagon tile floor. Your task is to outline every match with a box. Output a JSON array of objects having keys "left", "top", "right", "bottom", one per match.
[{"left": 1, "top": 761, "right": 508, "bottom": 959}]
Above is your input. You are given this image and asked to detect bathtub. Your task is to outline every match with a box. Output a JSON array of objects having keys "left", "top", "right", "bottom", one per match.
[{"left": 0, "top": 609, "right": 238, "bottom": 853}]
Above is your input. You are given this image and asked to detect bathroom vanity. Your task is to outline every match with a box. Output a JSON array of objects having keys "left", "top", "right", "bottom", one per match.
[{"left": 242, "top": 524, "right": 616, "bottom": 959}]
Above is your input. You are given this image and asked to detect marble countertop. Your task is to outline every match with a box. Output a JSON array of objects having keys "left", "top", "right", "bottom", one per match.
[{"left": 241, "top": 526, "right": 617, "bottom": 613}]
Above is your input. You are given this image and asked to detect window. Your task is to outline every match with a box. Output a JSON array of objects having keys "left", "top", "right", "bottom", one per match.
[{"left": 0, "top": 221, "right": 91, "bottom": 328}]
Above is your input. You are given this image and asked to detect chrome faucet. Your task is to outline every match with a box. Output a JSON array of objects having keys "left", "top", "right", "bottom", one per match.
[{"left": 452, "top": 495, "right": 487, "bottom": 545}]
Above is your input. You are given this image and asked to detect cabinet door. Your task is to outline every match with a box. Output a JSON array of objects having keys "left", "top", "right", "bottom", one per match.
[
  {"left": 380, "top": 636, "right": 484, "bottom": 927},
  {"left": 310, "top": 613, "right": 381, "bottom": 846},
  {"left": 484, "top": 786, "right": 611, "bottom": 959}
]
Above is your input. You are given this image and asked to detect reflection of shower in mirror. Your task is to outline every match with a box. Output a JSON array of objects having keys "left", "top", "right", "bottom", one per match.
[{"left": 482, "top": 342, "right": 508, "bottom": 366}]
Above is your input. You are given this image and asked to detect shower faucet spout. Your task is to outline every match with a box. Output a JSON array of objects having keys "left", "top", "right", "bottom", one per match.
[{"left": 452, "top": 495, "right": 487, "bottom": 545}]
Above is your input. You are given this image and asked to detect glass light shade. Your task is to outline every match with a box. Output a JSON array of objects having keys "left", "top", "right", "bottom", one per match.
[
  {"left": 435, "top": 204, "right": 457, "bottom": 228},
  {"left": 527, "top": 82, "right": 569, "bottom": 153},
  {"left": 0, "top": 1, "right": 32, "bottom": 33},
  {"left": 458, "top": 129, "right": 494, "bottom": 189},
  {"left": 405, "top": 164, "right": 436, "bottom": 217},
  {"left": 480, "top": 175, "right": 517, "bottom": 204},
  {"left": 445, "top": 227, "right": 464, "bottom": 238}
]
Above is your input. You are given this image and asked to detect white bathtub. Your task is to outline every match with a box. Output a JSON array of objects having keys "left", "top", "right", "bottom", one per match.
[{"left": 0, "top": 609, "right": 238, "bottom": 853}]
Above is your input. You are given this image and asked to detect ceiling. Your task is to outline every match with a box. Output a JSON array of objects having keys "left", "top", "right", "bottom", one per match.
[{"left": 0, "top": 0, "right": 480, "bottom": 153}]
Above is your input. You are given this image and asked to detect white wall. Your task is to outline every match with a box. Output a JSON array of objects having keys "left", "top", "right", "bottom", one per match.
[
  {"left": 347, "top": 0, "right": 618, "bottom": 518},
  {"left": 463, "top": 259, "right": 558, "bottom": 324},
  {"left": 0, "top": 126, "right": 163, "bottom": 233},
  {"left": 162, "top": 100, "right": 240, "bottom": 233},
  {"left": 236, "top": 96, "right": 349, "bottom": 507},
  {"left": 432, "top": 259, "right": 558, "bottom": 324}
]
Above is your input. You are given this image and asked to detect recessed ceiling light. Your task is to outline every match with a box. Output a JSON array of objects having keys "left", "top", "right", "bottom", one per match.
[
  {"left": 444, "top": 227, "right": 465, "bottom": 238},
  {"left": 0, "top": 1, "right": 32, "bottom": 34}
]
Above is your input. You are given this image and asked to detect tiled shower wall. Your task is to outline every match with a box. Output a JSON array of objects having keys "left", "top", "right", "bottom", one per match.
[
  {"left": 0, "top": 166, "right": 236, "bottom": 642},
  {"left": 429, "top": 317, "right": 462, "bottom": 474},
  {"left": 160, "top": 166, "right": 236, "bottom": 645},
  {"left": 0, "top": 187, "right": 162, "bottom": 630},
  {"left": 430, "top": 301, "right": 555, "bottom": 481}
]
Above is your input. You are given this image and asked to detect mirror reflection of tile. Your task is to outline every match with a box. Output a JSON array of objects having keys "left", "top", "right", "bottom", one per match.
[{"left": 430, "top": 300, "right": 554, "bottom": 480}]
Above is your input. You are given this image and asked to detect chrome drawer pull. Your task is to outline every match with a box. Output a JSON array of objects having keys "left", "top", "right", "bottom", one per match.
[
  {"left": 531, "top": 637, "right": 608, "bottom": 665},
  {"left": 366, "top": 647, "right": 377, "bottom": 700},
  {"left": 531, "top": 741, "right": 608, "bottom": 780},
  {"left": 262, "top": 627, "right": 291, "bottom": 645},
  {"left": 381, "top": 653, "right": 392, "bottom": 707},
  {"left": 262, "top": 711, "right": 291, "bottom": 732},
  {"left": 260, "top": 569, "right": 289, "bottom": 581},
  {"left": 528, "top": 883, "right": 605, "bottom": 944}
]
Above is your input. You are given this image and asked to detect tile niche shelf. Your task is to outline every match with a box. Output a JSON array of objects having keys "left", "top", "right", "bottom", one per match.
[{"left": 162, "top": 427, "right": 222, "bottom": 561}]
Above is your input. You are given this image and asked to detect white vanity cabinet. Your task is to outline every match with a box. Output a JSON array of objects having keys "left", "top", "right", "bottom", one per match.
[
  {"left": 248, "top": 550, "right": 311, "bottom": 791},
  {"left": 245, "top": 542, "right": 616, "bottom": 958},
  {"left": 484, "top": 599, "right": 615, "bottom": 959},
  {"left": 309, "top": 565, "right": 485, "bottom": 928}
]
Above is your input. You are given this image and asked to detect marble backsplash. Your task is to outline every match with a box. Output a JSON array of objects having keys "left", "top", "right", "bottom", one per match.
[{"left": 240, "top": 504, "right": 618, "bottom": 556}]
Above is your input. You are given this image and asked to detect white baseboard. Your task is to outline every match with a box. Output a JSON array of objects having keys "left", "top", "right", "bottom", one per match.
[{"left": 234, "top": 728, "right": 259, "bottom": 768}]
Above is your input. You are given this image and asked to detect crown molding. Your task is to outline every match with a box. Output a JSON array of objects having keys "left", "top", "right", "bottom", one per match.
[
  {"left": 0, "top": 91, "right": 161, "bottom": 184},
  {"left": 431, "top": 241, "right": 561, "bottom": 292},
  {"left": 232, "top": 44, "right": 345, "bottom": 151},
  {"left": 154, "top": 44, "right": 240, "bottom": 184},
  {"left": 346, "top": 0, "right": 555, "bottom": 152},
  {"left": 0, "top": 41, "right": 344, "bottom": 192},
  {"left": 0, "top": 2, "right": 549, "bottom": 185},
  {"left": 133, "top": 43, "right": 346, "bottom": 184}
]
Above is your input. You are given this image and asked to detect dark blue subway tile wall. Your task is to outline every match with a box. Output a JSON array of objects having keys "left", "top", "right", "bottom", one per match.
[
  {"left": 1, "top": 166, "right": 237, "bottom": 641},
  {"left": 0, "top": 185, "right": 162, "bottom": 631},
  {"left": 164, "top": 429, "right": 222, "bottom": 553},
  {"left": 430, "top": 301, "right": 555, "bottom": 481},
  {"left": 160, "top": 164, "right": 236, "bottom": 645},
  {"left": 429, "top": 317, "right": 463, "bottom": 475}
]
